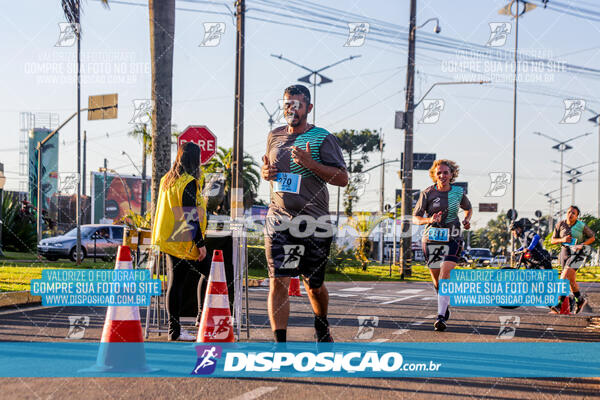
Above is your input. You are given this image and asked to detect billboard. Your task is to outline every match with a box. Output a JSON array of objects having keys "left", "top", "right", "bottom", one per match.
[
  {"left": 91, "top": 172, "right": 150, "bottom": 223},
  {"left": 28, "top": 128, "right": 59, "bottom": 212}
]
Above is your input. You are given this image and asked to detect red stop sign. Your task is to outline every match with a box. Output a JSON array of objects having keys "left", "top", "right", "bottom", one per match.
[{"left": 178, "top": 125, "right": 217, "bottom": 165}]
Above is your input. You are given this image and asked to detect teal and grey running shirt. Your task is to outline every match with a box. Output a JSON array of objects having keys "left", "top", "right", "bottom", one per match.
[
  {"left": 552, "top": 219, "right": 594, "bottom": 244},
  {"left": 413, "top": 184, "right": 472, "bottom": 241},
  {"left": 266, "top": 125, "right": 346, "bottom": 218}
]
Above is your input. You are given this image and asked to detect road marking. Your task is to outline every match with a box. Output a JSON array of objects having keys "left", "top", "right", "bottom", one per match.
[
  {"left": 365, "top": 296, "right": 394, "bottom": 301},
  {"left": 421, "top": 296, "right": 437, "bottom": 301},
  {"left": 371, "top": 338, "right": 389, "bottom": 343},
  {"left": 0, "top": 305, "right": 54, "bottom": 315},
  {"left": 230, "top": 386, "right": 278, "bottom": 400},
  {"left": 425, "top": 314, "right": 437, "bottom": 319},
  {"left": 380, "top": 295, "right": 419, "bottom": 305},
  {"left": 393, "top": 329, "right": 409, "bottom": 335},
  {"left": 536, "top": 306, "right": 548, "bottom": 309},
  {"left": 396, "top": 289, "right": 424, "bottom": 294},
  {"left": 340, "top": 287, "right": 373, "bottom": 292},
  {"left": 249, "top": 288, "right": 269, "bottom": 292},
  {"left": 410, "top": 321, "right": 425, "bottom": 326},
  {"left": 330, "top": 293, "right": 357, "bottom": 297}
]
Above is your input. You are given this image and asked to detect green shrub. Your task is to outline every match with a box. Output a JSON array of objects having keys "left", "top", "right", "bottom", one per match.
[
  {"left": 248, "top": 245, "right": 267, "bottom": 271},
  {"left": 1, "top": 196, "right": 37, "bottom": 253},
  {"left": 327, "top": 243, "right": 361, "bottom": 273}
]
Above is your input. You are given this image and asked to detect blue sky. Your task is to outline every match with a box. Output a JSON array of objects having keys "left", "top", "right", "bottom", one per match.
[{"left": 1, "top": 0, "right": 600, "bottom": 228}]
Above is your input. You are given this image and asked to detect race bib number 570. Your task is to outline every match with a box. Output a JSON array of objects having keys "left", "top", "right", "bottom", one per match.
[{"left": 274, "top": 173, "right": 301, "bottom": 194}]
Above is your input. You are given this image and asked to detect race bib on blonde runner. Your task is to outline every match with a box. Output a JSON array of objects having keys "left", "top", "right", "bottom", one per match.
[
  {"left": 428, "top": 227, "right": 449, "bottom": 242},
  {"left": 274, "top": 173, "right": 301, "bottom": 194}
]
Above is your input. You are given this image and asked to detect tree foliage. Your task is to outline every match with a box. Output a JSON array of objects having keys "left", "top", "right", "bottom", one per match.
[
  {"left": 334, "top": 129, "right": 382, "bottom": 216},
  {"left": 1, "top": 195, "right": 37, "bottom": 252},
  {"left": 202, "top": 147, "right": 261, "bottom": 215},
  {"left": 466, "top": 212, "right": 511, "bottom": 254}
]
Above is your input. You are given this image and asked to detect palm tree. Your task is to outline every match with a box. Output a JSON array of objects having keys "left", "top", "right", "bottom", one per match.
[
  {"left": 148, "top": 0, "right": 176, "bottom": 218},
  {"left": 203, "top": 147, "right": 261, "bottom": 214}
]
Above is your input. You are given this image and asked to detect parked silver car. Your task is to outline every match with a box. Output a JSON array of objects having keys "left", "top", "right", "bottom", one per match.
[
  {"left": 467, "top": 248, "right": 494, "bottom": 267},
  {"left": 37, "top": 224, "right": 125, "bottom": 262}
]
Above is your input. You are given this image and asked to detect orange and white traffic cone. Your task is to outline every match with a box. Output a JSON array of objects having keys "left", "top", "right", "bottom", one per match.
[
  {"left": 560, "top": 296, "right": 571, "bottom": 315},
  {"left": 197, "top": 250, "right": 235, "bottom": 342},
  {"left": 85, "top": 246, "right": 154, "bottom": 372},
  {"left": 288, "top": 276, "right": 302, "bottom": 297}
]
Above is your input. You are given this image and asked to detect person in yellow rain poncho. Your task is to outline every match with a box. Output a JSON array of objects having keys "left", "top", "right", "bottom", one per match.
[{"left": 152, "top": 142, "right": 208, "bottom": 341}]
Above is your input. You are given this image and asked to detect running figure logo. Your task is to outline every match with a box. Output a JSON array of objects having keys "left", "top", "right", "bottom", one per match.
[
  {"left": 281, "top": 245, "right": 305, "bottom": 269},
  {"left": 486, "top": 22, "right": 511, "bottom": 47},
  {"left": 199, "top": 23, "right": 226, "bottom": 47},
  {"left": 426, "top": 244, "right": 449, "bottom": 269},
  {"left": 348, "top": 172, "right": 370, "bottom": 198},
  {"left": 208, "top": 316, "right": 232, "bottom": 340},
  {"left": 354, "top": 316, "right": 379, "bottom": 340},
  {"left": 485, "top": 172, "right": 512, "bottom": 197},
  {"left": 566, "top": 245, "right": 591, "bottom": 270},
  {"left": 58, "top": 173, "right": 79, "bottom": 196},
  {"left": 55, "top": 22, "right": 79, "bottom": 47},
  {"left": 559, "top": 99, "right": 586, "bottom": 124},
  {"left": 191, "top": 345, "right": 223, "bottom": 375},
  {"left": 129, "top": 99, "right": 153, "bottom": 125},
  {"left": 419, "top": 99, "right": 445, "bottom": 124},
  {"left": 344, "top": 23, "right": 370, "bottom": 47},
  {"left": 66, "top": 316, "right": 90, "bottom": 339},
  {"left": 497, "top": 316, "right": 520, "bottom": 339}
]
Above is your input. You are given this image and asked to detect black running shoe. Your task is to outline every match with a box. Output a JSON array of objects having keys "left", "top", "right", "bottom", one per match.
[
  {"left": 445, "top": 306, "right": 451, "bottom": 321},
  {"left": 434, "top": 315, "right": 447, "bottom": 332},
  {"left": 315, "top": 329, "right": 334, "bottom": 342},
  {"left": 575, "top": 297, "right": 588, "bottom": 314}
]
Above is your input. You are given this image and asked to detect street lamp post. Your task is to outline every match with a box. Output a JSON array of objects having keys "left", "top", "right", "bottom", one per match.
[
  {"left": 270, "top": 54, "right": 361, "bottom": 124},
  {"left": 588, "top": 114, "right": 600, "bottom": 216},
  {"left": 260, "top": 102, "right": 279, "bottom": 132},
  {"left": 541, "top": 187, "right": 566, "bottom": 232},
  {"left": 534, "top": 131, "right": 592, "bottom": 219},
  {"left": 552, "top": 160, "right": 596, "bottom": 205},
  {"left": 397, "top": 76, "right": 489, "bottom": 278}
]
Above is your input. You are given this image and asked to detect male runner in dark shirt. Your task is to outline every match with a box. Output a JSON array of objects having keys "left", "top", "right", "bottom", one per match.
[{"left": 262, "top": 84, "right": 348, "bottom": 342}]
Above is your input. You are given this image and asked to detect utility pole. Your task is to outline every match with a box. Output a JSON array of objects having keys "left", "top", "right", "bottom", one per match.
[
  {"left": 232, "top": 0, "right": 245, "bottom": 220},
  {"left": 141, "top": 134, "right": 147, "bottom": 216},
  {"left": 103, "top": 158, "right": 107, "bottom": 221},
  {"left": 379, "top": 129, "right": 384, "bottom": 263},
  {"left": 509, "top": 1, "right": 520, "bottom": 268},
  {"left": 75, "top": 5, "right": 82, "bottom": 265},
  {"left": 232, "top": 0, "right": 246, "bottom": 339},
  {"left": 399, "top": 0, "right": 416, "bottom": 278},
  {"left": 82, "top": 130, "right": 86, "bottom": 196}
]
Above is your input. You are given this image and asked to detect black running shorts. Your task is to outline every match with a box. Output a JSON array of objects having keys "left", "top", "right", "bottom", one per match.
[
  {"left": 422, "top": 239, "right": 463, "bottom": 269},
  {"left": 265, "top": 229, "right": 332, "bottom": 289}
]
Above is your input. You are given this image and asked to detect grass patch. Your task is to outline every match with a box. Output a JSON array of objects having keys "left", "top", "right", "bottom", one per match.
[
  {"left": 247, "top": 263, "right": 600, "bottom": 283},
  {"left": 0, "top": 262, "right": 114, "bottom": 292},
  {"left": 0, "top": 251, "right": 39, "bottom": 261},
  {"left": 247, "top": 264, "right": 432, "bottom": 282},
  {"left": 2, "top": 258, "right": 598, "bottom": 292}
]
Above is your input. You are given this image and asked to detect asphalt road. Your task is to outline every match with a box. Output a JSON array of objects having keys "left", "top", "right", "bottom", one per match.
[{"left": 1, "top": 281, "right": 599, "bottom": 399}]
